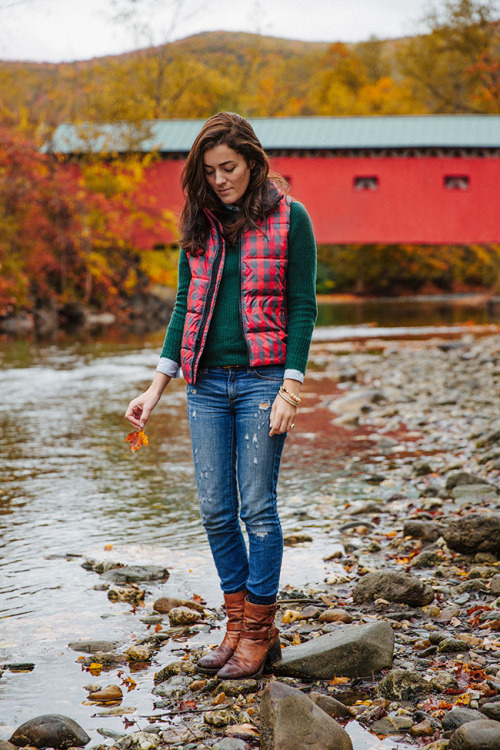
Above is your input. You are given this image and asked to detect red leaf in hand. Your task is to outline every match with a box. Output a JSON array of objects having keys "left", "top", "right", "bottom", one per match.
[{"left": 126, "top": 430, "right": 149, "bottom": 452}]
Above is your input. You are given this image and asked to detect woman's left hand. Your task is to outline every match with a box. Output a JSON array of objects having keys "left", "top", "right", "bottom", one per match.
[
  {"left": 269, "top": 380, "right": 301, "bottom": 436},
  {"left": 269, "top": 394, "right": 297, "bottom": 435}
]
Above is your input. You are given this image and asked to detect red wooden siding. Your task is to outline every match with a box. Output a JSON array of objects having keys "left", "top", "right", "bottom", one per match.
[{"left": 139, "top": 155, "right": 500, "bottom": 246}]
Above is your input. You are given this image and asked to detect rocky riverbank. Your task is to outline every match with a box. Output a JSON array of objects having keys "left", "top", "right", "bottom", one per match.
[{"left": 2, "top": 332, "right": 500, "bottom": 750}]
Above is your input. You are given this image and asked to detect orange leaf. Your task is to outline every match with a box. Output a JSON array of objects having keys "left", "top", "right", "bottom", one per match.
[{"left": 126, "top": 430, "right": 149, "bottom": 453}]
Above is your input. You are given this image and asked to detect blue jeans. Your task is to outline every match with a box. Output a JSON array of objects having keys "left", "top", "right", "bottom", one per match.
[{"left": 186, "top": 366, "right": 286, "bottom": 603}]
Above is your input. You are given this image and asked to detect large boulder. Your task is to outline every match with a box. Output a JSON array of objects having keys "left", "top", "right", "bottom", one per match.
[
  {"left": 443, "top": 514, "right": 500, "bottom": 554},
  {"left": 260, "top": 681, "right": 353, "bottom": 750},
  {"left": 273, "top": 620, "right": 393, "bottom": 679},
  {"left": 9, "top": 715, "right": 90, "bottom": 749},
  {"left": 449, "top": 719, "right": 500, "bottom": 749},
  {"left": 353, "top": 570, "right": 434, "bottom": 606}
]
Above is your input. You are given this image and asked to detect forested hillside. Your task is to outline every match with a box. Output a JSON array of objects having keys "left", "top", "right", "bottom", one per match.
[
  {"left": 1, "top": 0, "right": 500, "bottom": 333},
  {"left": 1, "top": 0, "right": 500, "bottom": 135}
]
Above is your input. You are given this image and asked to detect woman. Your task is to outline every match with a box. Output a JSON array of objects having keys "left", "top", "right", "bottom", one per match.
[{"left": 125, "top": 112, "right": 317, "bottom": 680}]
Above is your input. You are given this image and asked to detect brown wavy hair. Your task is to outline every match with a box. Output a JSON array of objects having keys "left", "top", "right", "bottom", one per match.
[{"left": 180, "top": 112, "right": 288, "bottom": 255}]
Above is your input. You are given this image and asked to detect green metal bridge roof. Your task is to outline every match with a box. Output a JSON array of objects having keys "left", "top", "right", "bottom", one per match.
[{"left": 44, "top": 115, "right": 500, "bottom": 154}]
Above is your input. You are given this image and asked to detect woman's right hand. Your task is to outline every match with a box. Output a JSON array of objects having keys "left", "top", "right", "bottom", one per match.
[
  {"left": 124, "top": 373, "right": 171, "bottom": 429},
  {"left": 124, "top": 390, "right": 160, "bottom": 430}
]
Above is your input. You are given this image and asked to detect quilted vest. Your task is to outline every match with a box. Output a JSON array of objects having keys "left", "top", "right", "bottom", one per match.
[{"left": 180, "top": 192, "right": 292, "bottom": 385}]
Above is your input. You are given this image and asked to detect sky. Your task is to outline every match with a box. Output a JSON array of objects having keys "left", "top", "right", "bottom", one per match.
[{"left": 0, "top": 0, "right": 438, "bottom": 63}]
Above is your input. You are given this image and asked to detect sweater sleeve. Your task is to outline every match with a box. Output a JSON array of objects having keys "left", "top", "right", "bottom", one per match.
[
  {"left": 158, "top": 249, "right": 191, "bottom": 365},
  {"left": 284, "top": 201, "right": 318, "bottom": 377}
]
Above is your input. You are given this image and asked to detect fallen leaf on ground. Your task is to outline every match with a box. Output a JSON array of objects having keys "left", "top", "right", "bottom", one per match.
[{"left": 126, "top": 430, "right": 149, "bottom": 453}]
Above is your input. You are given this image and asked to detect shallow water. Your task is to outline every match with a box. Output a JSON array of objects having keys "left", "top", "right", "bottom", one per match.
[{"left": 0, "top": 299, "right": 488, "bottom": 743}]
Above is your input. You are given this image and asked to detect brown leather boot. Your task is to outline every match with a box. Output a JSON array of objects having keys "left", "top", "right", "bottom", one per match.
[
  {"left": 216, "top": 598, "right": 281, "bottom": 680},
  {"left": 196, "top": 589, "right": 246, "bottom": 675}
]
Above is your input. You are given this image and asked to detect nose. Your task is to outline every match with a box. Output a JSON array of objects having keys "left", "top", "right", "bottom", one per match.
[{"left": 214, "top": 170, "right": 226, "bottom": 186}]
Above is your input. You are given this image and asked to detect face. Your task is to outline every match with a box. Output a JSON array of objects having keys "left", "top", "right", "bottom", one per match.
[{"left": 203, "top": 143, "right": 252, "bottom": 205}]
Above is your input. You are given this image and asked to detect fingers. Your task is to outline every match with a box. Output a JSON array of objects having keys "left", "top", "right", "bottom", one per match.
[
  {"left": 269, "top": 396, "right": 297, "bottom": 436},
  {"left": 125, "top": 400, "right": 145, "bottom": 429}
]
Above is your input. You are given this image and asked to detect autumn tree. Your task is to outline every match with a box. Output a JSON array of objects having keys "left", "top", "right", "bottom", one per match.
[
  {"left": 398, "top": 0, "right": 500, "bottom": 113},
  {"left": 0, "top": 128, "right": 177, "bottom": 316}
]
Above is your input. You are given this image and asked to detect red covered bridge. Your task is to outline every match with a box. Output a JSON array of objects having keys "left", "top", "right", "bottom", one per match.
[{"left": 46, "top": 115, "right": 500, "bottom": 246}]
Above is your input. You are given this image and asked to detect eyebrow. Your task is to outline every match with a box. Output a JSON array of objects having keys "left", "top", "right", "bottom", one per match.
[{"left": 204, "top": 160, "right": 236, "bottom": 169}]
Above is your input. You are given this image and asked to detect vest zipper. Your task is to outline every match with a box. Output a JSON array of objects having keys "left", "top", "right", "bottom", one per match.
[
  {"left": 191, "top": 230, "right": 225, "bottom": 378},
  {"left": 238, "top": 239, "right": 252, "bottom": 362}
]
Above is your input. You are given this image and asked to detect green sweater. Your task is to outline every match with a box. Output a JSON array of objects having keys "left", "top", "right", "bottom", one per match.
[{"left": 160, "top": 200, "right": 317, "bottom": 375}]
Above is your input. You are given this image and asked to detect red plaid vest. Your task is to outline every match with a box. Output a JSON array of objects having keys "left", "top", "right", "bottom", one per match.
[{"left": 180, "top": 193, "right": 292, "bottom": 384}]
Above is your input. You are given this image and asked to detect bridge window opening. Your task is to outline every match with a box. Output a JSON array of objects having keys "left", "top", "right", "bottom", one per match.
[
  {"left": 354, "top": 175, "right": 379, "bottom": 191},
  {"left": 444, "top": 175, "right": 469, "bottom": 190}
]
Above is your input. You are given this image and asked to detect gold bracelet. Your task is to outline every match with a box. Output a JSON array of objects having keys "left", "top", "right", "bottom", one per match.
[
  {"left": 279, "top": 386, "right": 301, "bottom": 404},
  {"left": 278, "top": 390, "right": 298, "bottom": 408}
]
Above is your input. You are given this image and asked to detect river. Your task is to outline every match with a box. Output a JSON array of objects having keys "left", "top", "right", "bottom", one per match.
[{"left": 1, "top": 297, "right": 499, "bottom": 744}]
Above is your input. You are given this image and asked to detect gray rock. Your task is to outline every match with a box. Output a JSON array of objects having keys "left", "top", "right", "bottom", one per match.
[
  {"left": 431, "top": 672, "right": 460, "bottom": 692},
  {"left": 442, "top": 708, "right": 486, "bottom": 731},
  {"left": 352, "top": 570, "right": 435, "bottom": 606},
  {"left": 115, "top": 732, "right": 160, "bottom": 750},
  {"left": 445, "top": 471, "right": 492, "bottom": 490},
  {"left": 309, "top": 691, "right": 351, "bottom": 718},
  {"left": 328, "top": 388, "right": 385, "bottom": 415},
  {"left": 413, "top": 459, "right": 433, "bottom": 476},
  {"left": 273, "top": 620, "right": 394, "bottom": 679},
  {"left": 151, "top": 675, "right": 192, "bottom": 699},
  {"left": 449, "top": 719, "right": 500, "bottom": 749},
  {"left": 0, "top": 742, "right": 18, "bottom": 750},
  {"left": 443, "top": 515, "right": 500, "bottom": 554},
  {"left": 451, "top": 485, "right": 500, "bottom": 506},
  {"left": 102, "top": 565, "right": 169, "bottom": 583},
  {"left": 377, "top": 669, "right": 431, "bottom": 700},
  {"left": 410, "top": 550, "right": 444, "bottom": 568},
  {"left": 480, "top": 703, "right": 500, "bottom": 721},
  {"left": 212, "top": 739, "right": 249, "bottom": 750},
  {"left": 217, "top": 679, "right": 258, "bottom": 696},
  {"left": 68, "top": 640, "right": 119, "bottom": 654},
  {"left": 9, "top": 715, "right": 90, "bottom": 749},
  {"left": 438, "top": 638, "right": 470, "bottom": 653},
  {"left": 476, "top": 428, "right": 500, "bottom": 449},
  {"left": 490, "top": 574, "right": 500, "bottom": 595},
  {"left": 371, "top": 716, "right": 414, "bottom": 733},
  {"left": 260, "top": 680, "right": 353, "bottom": 750},
  {"left": 404, "top": 520, "right": 444, "bottom": 543}
]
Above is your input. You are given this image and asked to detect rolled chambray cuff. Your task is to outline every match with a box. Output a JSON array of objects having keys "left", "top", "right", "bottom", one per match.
[
  {"left": 284, "top": 368, "right": 304, "bottom": 384},
  {"left": 156, "top": 357, "right": 180, "bottom": 378}
]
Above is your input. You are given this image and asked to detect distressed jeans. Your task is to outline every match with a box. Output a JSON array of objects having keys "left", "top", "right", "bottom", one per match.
[{"left": 186, "top": 366, "right": 287, "bottom": 602}]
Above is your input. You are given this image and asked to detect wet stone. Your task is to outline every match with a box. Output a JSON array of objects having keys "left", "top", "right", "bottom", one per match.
[
  {"left": 68, "top": 640, "right": 119, "bottom": 654},
  {"left": 9, "top": 715, "right": 90, "bottom": 749},
  {"left": 114, "top": 732, "right": 160, "bottom": 750},
  {"left": 152, "top": 675, "right": 192, "bottom": 699},
  {"left": 404, "top": 519, "right": 444, "bottom": 542},
  {"left": 443, "top": 514, "right": 500, "bottom": 554},
  {"left": 352, "top": 570, "right": 435, "bottom": 606},
  {"left": 449, "top": 719, "right": 500, "bottom": 749},
  {"left": 153, "top": 596, "right": 205, "bottom": 614},
  {"left": 480, "top": 702, "right": 500, "bottom": 721},
  {"left": 102, "top": 565, "right": 169, "bottom": 583},
  {"left": 309, "top": 691, "right": 351, "bottom": 718},
  {"left": 442, "top": 708, "right": 486, "bottom": 731},
  {"left": 377, "top": 669, "right": 431, "bottom": 700},
  {"left": 445, "top": 471, "right": 492, "bottom": 490},
  {"left": 216, "top": 679, "right": 258, "bottom": 696},
  {"left": 168, "top": 606, "right": 200, "bottom": 626},
  {"left": 490, "top": 574, "right": 500, "bottom": 595}
]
